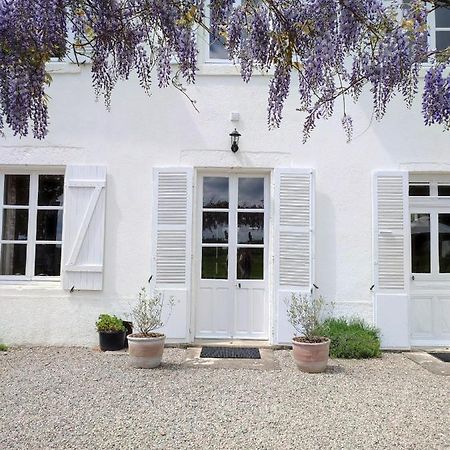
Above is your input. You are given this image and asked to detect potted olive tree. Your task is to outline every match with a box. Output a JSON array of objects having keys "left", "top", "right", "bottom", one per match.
[
  {"left": 127, "top": 286, "right": 174, "bottom": 369},
  {"left": 96, "top": 314, "right": 126, "bottom": 351},
  {"left": 286, "top": 293, "right": 330, "bottom": 373}
]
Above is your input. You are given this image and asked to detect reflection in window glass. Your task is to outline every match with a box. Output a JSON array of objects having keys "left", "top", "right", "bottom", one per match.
[
  {"left": 36, "top": 210, "right": 63, "bottom": 241},
  {"left": 2, "top": 209, "right": 28, "bottom": 240},
  {"left": 202, "top": 212, "right": 229, "bottom": 243},
  {"left": 202, "top": 247, "right": 228, "bottom": 279},
  {"left": 438, "top": 185, "right": 450, "bottom": 196},
  {"left": 435, "top": 7, "right": 450, "bottom": 28},
  {"left": 35, "top": 244, "right": 62, "bottom": 276},
  {"left": 238, "top": 212, "right": 264, "bottom": 244},
  {"left": 237, "top": 247, "right": 263, "bottom": 279},
  {"left": 409, "top": 184, "right": 430, "bottom": 196},
  {"left": 38, "top": 175, "right": 64, "bottom": 206},
  {"left": 203, "top": 177, "right": 229, "bottom": 208},
  {"left": 238, "top": 178, "right": 264, "bottom": 209},
  {"left": 0, "top": 243, "right": 27, "bottom": 275},
  {"left": 439, "top": 214, "right": 450, "bottom": 273},
  {"left": 411, "top": 213, "right": 431, "bottom": 273},
  {"left": 3, "top": 175, "right": 29, "bottom": 205},
  {"left": 436, "top": 31, "right": 450, "bottom": 51},
  {"left": 209, "top": 34, "right": 230, "bottom": 60}
]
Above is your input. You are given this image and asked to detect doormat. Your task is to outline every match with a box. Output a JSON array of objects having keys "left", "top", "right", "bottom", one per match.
[
  {"left": 429, "top": 352, "right": 450, "bottom": 363},
  {"left": 200, "top": 347, "right": 261, "bottom": 359}
]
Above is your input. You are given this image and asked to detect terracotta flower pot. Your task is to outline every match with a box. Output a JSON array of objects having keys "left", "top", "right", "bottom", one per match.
[
  {"left": 127, "top": 334, "right": 166, "bottom": 368},
  {"left": 292, "top": 337, "right": 330, "bottom": 373}
]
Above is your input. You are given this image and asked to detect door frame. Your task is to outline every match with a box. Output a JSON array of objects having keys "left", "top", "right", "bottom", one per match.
[{"left": 190, "top": 168, "right": 273, "bottom": 341}]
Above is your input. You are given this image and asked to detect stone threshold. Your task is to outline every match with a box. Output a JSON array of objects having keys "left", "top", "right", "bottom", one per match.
[{"left": 404, "top": 351, "right": 450, "bottom": 376}]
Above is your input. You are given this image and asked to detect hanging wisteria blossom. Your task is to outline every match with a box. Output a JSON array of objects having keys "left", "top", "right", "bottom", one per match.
[{"left": 0, "top": 0, "right": 448, "bottom": 141}]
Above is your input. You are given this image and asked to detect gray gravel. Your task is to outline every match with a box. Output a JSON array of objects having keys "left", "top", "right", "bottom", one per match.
[{"left": 1, "top": 348, "right": 449, "bottom": 450}]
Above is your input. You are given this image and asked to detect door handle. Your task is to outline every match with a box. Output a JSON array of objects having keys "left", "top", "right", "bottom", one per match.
[
  {"left": 411, "top": 275, "right": 415, "bottom": 281},
  {"left": 238, "top": 283, "right": 241, "bottom": 288}
]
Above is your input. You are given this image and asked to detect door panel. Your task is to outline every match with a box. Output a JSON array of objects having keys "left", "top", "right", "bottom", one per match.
[{"left": 195, "top": 173, "right": 269, "bottom": 340}]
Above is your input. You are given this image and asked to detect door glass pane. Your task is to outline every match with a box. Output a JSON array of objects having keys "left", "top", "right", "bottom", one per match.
[
  {"left": 35, "top": 244, "right": 62, "bottom": 276},
  {"left": 202, "top": 212, "right": 228, "bottom": 243},
  {"left": 38, "top": 175, "right": 64, "bottom": 206},
  {"left": 238, "top": 212, "right": 264, "bottom": 244},
  {"left": 409, "top": 184, "right": 430, "bottom": 196},
  {"left": 439, "top": 214, "right": 450, "bottom": 273},
  {"left": 238, "top": 178, "right": 264, "bottom": 209},
  {"left": 411, "top": 213, "right": 431, "bottom": 273},
  {"left": 2, "top": 209, "right": 28, "bottom": 240},
  {"left": 3, "top": 175, "right": 30, "bottom": 205},
  {"left": 237, "top": 248, "right": 264, "bottom": 279},
  {"left": 203, "top": 177, "right": 229, "bottom": 208},
  {"left": 438, "top": 185, "right": 450, "bottom": 196},
  {"left": 0, "top": 243, "right": 26, "bottom": 275},
  {"left": 202, "top": 247, "right": 228, "bottom": 279},
  {"left": 36, "top": 210, "right": 63, "bottom": 241}
]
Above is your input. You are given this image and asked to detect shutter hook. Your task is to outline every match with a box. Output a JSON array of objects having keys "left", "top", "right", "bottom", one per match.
[
  {"left": 148, "top": 275, "right": 153, "bottom": 283},
  {"left": 70, "top": 286, "right": 75, "bottom": 293},
  {"left": 370, "top": 284, "right": 374, "bottom": 291},
  {"left": 313, "top": 284, "right": 319, "bottom": 290}
]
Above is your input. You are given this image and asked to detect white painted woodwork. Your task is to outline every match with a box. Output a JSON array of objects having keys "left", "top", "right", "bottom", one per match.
[
  {"left": 152, "top": 168, "right": 193, "bottom": 339},
  {"left": 274, "top": 168, "right": 314, "bottom": 344},
  {"left": 373, "top": 171, "right": 410, "bottom": 348},
  {"left": 62, "top": 166, "right": 106, "bottom": 291},
  {"left": 195, "top": 173, "right": 269, "bottom": 340}
]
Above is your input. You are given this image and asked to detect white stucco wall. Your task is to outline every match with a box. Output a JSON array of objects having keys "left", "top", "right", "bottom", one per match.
[{"left": 0, "top": 63, "right": 449, "bottom": 347}]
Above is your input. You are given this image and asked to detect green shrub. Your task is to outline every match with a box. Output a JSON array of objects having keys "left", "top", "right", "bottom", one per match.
[
  {"left": 315, "top": 317, "right": 381, "bottom": 359},
  {"left": 96, "top": 314, "right": 125, "bottom": 333},
  {"left": 0, "top": 343, "right": 8, "bottom": 351}
]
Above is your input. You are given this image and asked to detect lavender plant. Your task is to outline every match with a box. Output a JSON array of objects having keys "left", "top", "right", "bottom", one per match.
[{"left": 0, "top": 0, "right": 448, "bottom": 141}]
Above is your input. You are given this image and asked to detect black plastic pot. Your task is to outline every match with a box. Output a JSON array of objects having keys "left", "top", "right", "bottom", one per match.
[{"left": 98, "top": 330, "right": 126, "bottom": 351}]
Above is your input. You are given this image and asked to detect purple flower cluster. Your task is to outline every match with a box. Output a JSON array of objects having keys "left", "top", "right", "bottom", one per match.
[{"left": 0, "top": 0, "right": 448, "bottom": 140}]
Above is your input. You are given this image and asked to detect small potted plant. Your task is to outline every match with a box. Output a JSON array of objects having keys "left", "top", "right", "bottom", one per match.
[
  {"left": 96, "top": 314, "right": 126, "bottom": 351},
  {"left": 127, "top": 285, "right": 174, "bottom": 369},
  {"left": 286, "top": 293, "right": 330, "bottom": 373}
]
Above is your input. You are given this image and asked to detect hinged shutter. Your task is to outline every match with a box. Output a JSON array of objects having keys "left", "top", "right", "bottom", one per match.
[
  {"left": 274, "top": 168, "right": 314, "bottom": 344},
  {"left": 62, "top": 165, "right": 106, "bottom": 291},
  {"left": 373, "top": 171, "right": 410, "bottom": 348},
  {"left": 152, "top": 168, "right": 193, "bottom": 339}
]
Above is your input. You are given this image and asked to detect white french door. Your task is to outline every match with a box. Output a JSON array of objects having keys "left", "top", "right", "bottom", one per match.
[
  {"left": 409, "top": 178, "right": 450, "bottom": 345},
  {"left": 195, "top": 173, "right": 269, "bottom": 339}
]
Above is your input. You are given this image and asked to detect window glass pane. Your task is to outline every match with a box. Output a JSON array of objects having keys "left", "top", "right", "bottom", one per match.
[
  {"left": 438, "top": 185, "right": 450, "bottom": 196},
  {"left": 38, "top": 175, "right": 64, "bottom": 206},
  {"left": 238, "top": 212, "right": 264, "bottom": 244},
  {"left": 439, "top": 214, "right": 450, "bottom": 273},
  {"left": 3, "top": 175, "right": 29, "bottom": 205},
  {"left": 202, "top": 247, "right": 228, "bottom": 279},
  {"left": 238, "top": 178, "right": 264, "bottom": 209},
  {"left": 411, "top": 213, "right": 431, "bottom": 273},
  {"left": 237, "top": 248, "right": 264, "bottom": 279},
  {"left": 1, "top": 209, "right": 28, "bottom": 240},
  {"left": 436, "top": 31, "right": 450, "bottom": 51},
  {"left": 209, "top": 34, "right": 230, "bottom": 60},
  {"left": 436, "top": 7, "right": 450, "bottom": 28},
  {"left": 409, "top": 184, "right": 430, "bottom": 196},
  {"left": 35, "top": 244, "right": 61, "bottom": 276},
  {"left": 203, "top": 177, "right": 229, "bottom": 208},
  {"left": 202, "top": 212, "right": 228, "bottom": 243},
  {"left": 36, "top": 210, "right": 63, "bottom": 241},
  {"left": 0, "top": 243, "right": 26, "bottom": 275}
]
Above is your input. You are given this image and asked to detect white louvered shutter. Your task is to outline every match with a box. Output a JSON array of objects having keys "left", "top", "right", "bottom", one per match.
[
  {"left": 373, "top": 171, "right": 410, "bottom": 348},
  {"left": 62, "top": 165, "right": 106, "bottom": 291},
  {"left": 274, "top": 168, "right": 314, "bottom": 344},
  {"left": 152, "top": 168, "right": 193, "bottom": 339}
]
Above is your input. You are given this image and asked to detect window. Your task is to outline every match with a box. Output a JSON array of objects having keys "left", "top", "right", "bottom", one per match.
[
  {"left": 0, "top": 172, "right": 64, "bottom": 279},
  {"left": 433, "top": 5, "right": 450, "bottom": 52}
]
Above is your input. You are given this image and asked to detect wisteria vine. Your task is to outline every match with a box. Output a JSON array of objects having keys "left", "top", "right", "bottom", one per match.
[{"left": 0, "top": 0, "right": 449, "bottom": 141}]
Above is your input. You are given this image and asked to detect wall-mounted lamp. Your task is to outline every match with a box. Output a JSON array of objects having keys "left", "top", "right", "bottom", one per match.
[{"left": 230, "top": 128, "right": 241, "bottom": 153}]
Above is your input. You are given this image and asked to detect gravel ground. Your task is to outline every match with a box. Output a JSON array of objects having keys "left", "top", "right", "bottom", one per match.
[{"left": 0, "top": 348, "right": 449, "bottom": 450}]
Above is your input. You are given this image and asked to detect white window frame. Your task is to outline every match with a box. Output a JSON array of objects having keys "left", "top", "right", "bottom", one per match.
[
  {"left": 0, "top": 168, "right": 65, "bottom": 282},
  {"left": 430, "top": 4, "right": 450, "bottom": 52}
]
